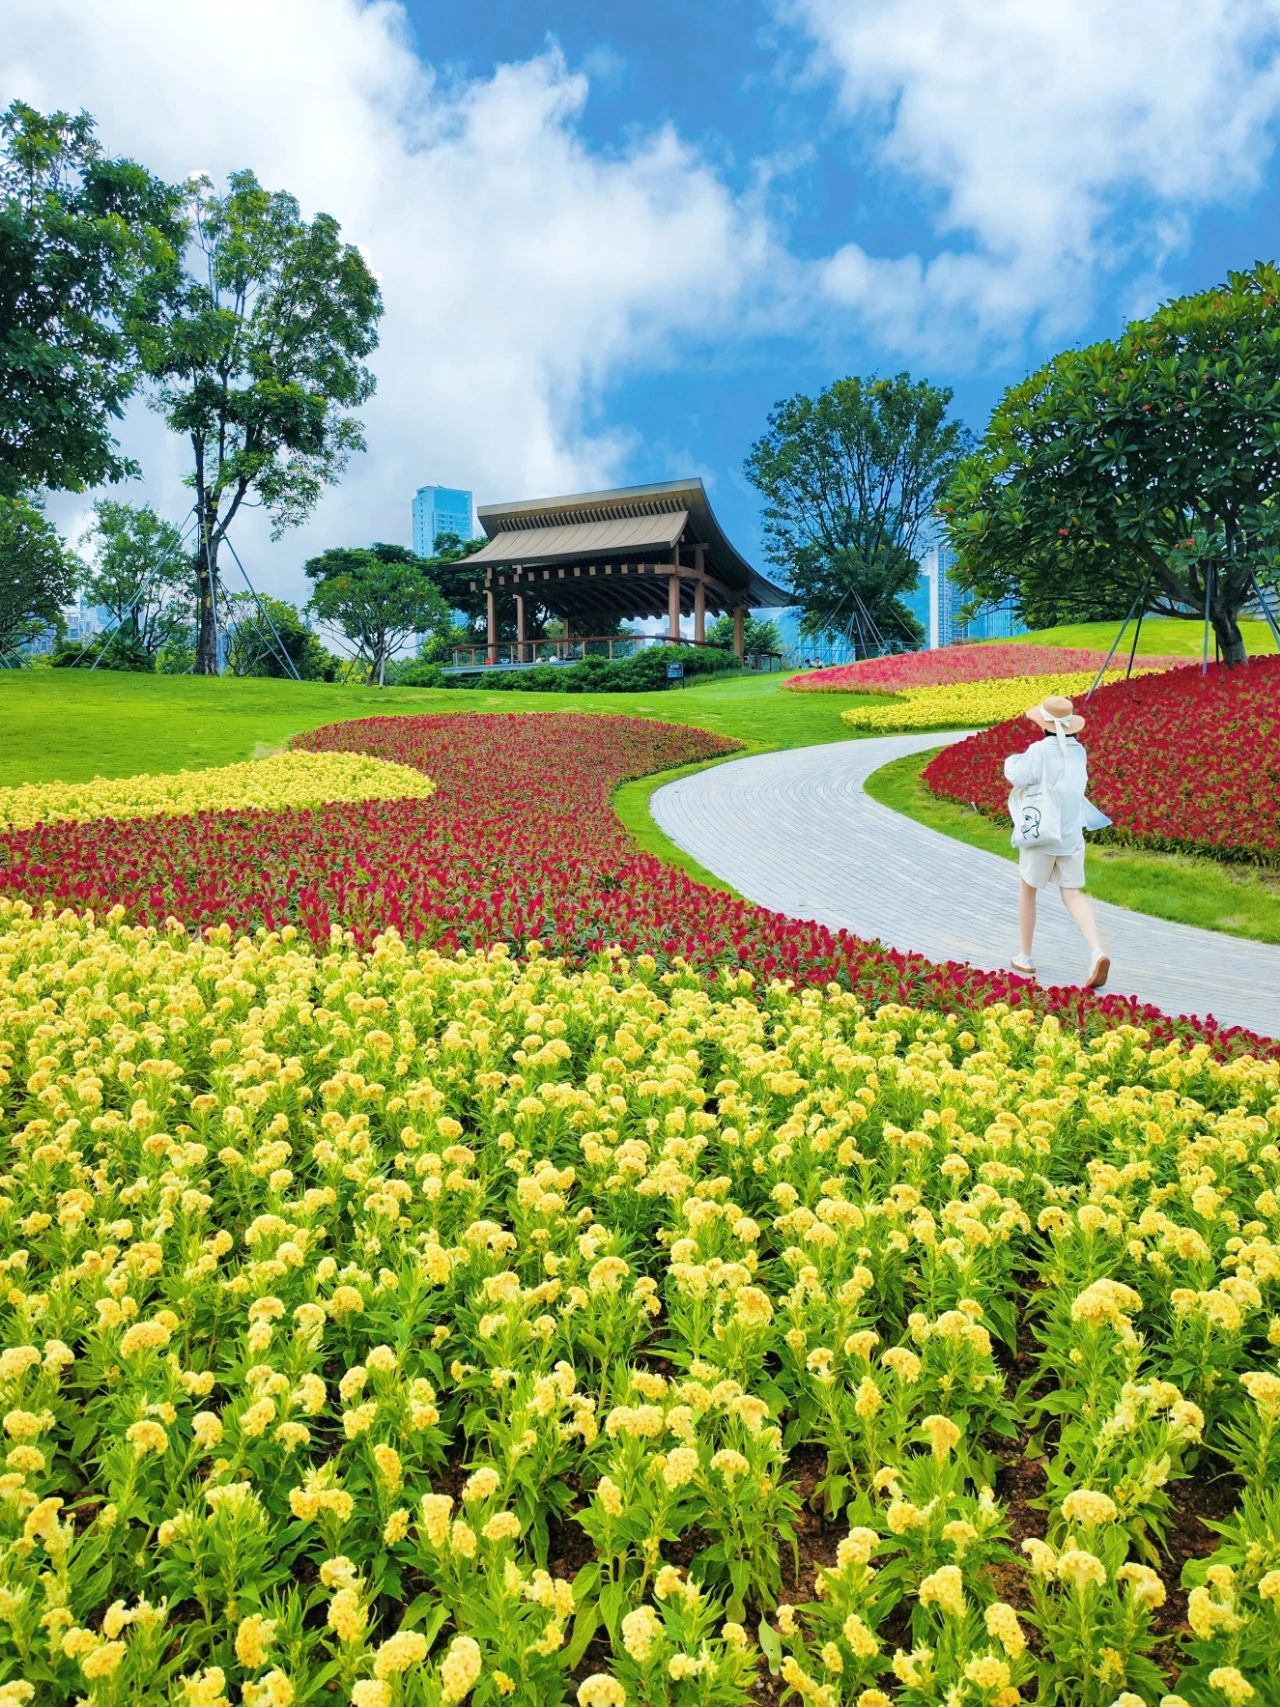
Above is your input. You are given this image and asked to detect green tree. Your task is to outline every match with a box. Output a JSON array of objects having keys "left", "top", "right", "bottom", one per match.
[
  {"left": 744, "top": 374, "right": 969, "bottom": 653},
  {"left": 225, "top": 592, "right": 334, "bottom": 680},
  {"left": 305, "top": 544, "right": 450, "bottom": 685},
  {"left": 77, "top": 500, "right": 191, "bottom": 658},
  {"left": 704, "top": 612, "right": 781, "bottom": 654},
  {"left": 137, "top": 170, "right": 382, "bottom": 673},
  {"left": 0, "top": 496, "right": 76, "bottom": 657},
  {"left": 943, "top": 263, "right": 1280, "bottom": 665},
  {"left": 0, "top": 102, "right": 181, "bottom": 498}
]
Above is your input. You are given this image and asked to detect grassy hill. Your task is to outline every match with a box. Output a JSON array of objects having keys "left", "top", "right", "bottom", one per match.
[
  {"left": 998, "top": 615, "right": 1279, "bottom": 655},
  {"left": 0, "top": 667, "right": 881, "bottom": 787}
]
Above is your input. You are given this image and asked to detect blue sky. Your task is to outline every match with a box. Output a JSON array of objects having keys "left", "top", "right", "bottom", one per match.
[
  {"left": 7, "top": 0, "right": 1280, "bottom": 595},
  {"left": 399, "top": 0, "right": 1280, "bottom": 561}
]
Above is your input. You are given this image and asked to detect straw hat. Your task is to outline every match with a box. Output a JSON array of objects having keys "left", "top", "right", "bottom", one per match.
[{"left": 1026, "top": 693, "right": 1085, "bottom": 735}]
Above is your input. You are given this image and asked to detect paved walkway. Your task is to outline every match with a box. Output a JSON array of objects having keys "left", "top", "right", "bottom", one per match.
[{"left": 652, "top": 732, "right": 1280, "bottom": 1040}]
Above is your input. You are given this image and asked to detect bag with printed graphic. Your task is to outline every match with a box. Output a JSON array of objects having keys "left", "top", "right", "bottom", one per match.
[{"left": 1008, "top": 723, "right": 1067, "bottom": 851}]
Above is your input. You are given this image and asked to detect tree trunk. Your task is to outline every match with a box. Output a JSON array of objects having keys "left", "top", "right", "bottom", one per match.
[
  {"left": 194, "top": 513, "right": 221, "bottom": 676},
  {"left": 1211, "top": 597, "right": 1248, "bottom": 666}
]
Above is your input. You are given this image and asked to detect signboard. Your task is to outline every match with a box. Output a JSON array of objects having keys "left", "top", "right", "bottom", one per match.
[{"left": 666, "top": 661, "right": 684, "bottom": 684}]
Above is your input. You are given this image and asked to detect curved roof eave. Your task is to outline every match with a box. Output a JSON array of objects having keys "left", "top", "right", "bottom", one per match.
[{"left": 473, "top": 477, "right": 791, "bottom": 606}]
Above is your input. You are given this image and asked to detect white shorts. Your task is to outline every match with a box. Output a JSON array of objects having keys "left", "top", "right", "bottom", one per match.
[{"left": 1019, "top": 847, "right": 1086, "bottom": 890}]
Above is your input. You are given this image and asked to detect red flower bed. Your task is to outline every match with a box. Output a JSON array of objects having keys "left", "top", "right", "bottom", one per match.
[
  {"left": 787, "top": 642, "right": 1188, "bottom": 693},
  {"left": 923, "top": 656, "right": 1280, "bottom": 864},
  {"left": 0, "top": 713, "right": 1272, "bottom": 1059}
]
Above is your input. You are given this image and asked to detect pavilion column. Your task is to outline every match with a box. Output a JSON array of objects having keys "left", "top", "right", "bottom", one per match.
[
  {"left": 733, "top": 604, "right": 746, "bottom": 659},
  {"left": 694, "top": 577, "right": 706, "bottom": 645},
  {"left": 486, "top": 582, "right": 498, "bottom": 664},
  {"left": 668, "top": 569, "right": 682, "bottom": 642},
  {"left": 515, "top": 592, "right": 527, "bottom": 662}
]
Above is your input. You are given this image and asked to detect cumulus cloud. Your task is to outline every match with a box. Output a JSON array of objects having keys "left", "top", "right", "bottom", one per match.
[
  {"left": 790, "top": 0, "right": 1280, "bottom": 350},
  {"left": 2, "top": 0, "right": 778, "bottom": 596}
]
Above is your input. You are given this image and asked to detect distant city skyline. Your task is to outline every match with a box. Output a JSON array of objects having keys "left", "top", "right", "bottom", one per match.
[{"left": 902, "top": 543, "right": 1026, "bottom": 650}]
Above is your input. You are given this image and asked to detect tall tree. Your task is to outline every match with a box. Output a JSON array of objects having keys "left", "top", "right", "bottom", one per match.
[
  {"left": 705, "top": 612, "right": 781, "bottom": 655},
  {"left": 136, "top": 171, "right": 382, "bottom": 673},
  {"left": 0, "top": 102, "right": 181, "bottom": 498},
  {"left": 0, "top": 496, "right": 76, "bottom": 657},
  {"left": 77, "top": 500, "right": 191, "bottom": 659},
  {"left": 305, "top": 544, "right": 449, "bottom": 685},
  {"left": 943, "top": 263, "right": 1280, "bottom": 665},
  {"left": 744, "top": 374, "right": 970, "bottom": 653}
]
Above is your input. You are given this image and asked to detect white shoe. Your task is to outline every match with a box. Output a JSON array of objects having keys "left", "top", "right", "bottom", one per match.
[
  {"left": 1011, "top": 953, "right": 1036, "bottom": 977},
  {"left": 1084, "top": 951, "right": 1111, "bottom": 990}
]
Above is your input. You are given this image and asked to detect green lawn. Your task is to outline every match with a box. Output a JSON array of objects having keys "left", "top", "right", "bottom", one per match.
[
  {"left": 0, "top": 667, "right": 872, "bottom": 787},
  {"left": 865, "top": 748, "right": 1280, "bottom": 945},
  {"left": 996, "top": 616, "right": 1279, "bottom": 656}
]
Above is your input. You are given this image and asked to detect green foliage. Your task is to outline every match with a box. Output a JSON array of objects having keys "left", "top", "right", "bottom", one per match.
[
  {"left": 225, "top": 593, "right": 335, "bottom": 681},
  {"left": 944, "top": 262, "right": 1280, "bottom": 664},
  {"left": 443, "top": 645, "right": 744, "bottom": 695},
  {"left": 76, "top": 500, "right": 191, "bottom": 659},
  {"left": 386, "top": 659, "right": 445, "bottom": 689},
  {"left": 744, "top": 373, "right": 969, "bottom": 651},
  {"left": 305, "top": 544, "right": 449, "bottom": 685},
  {"left": 0, "top": 495, "right": 77, "bottom": 657},
  {"left": 50, "top": 629, "right": 154, "bottom": 672},
  {"left": 137, "top": 170, "right": 383, "bottom": 672},
  {"left": 0, "top": 102, "right": 182, "bottom": 498},
  {"left": 703, "top": 613, "right": 781, "bottom": 655}
]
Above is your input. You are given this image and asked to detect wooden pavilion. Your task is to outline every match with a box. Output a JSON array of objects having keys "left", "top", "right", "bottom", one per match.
[{"left": 451, "top": 477, "right": 791, "bottom": 663}]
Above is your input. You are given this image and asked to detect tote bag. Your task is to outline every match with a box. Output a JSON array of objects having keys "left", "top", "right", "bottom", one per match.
[{"left": 1009, "top": 725, "right": 1067, "bottom": 851}]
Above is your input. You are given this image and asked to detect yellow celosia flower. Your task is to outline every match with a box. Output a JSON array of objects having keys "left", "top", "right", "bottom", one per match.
[
  {"left": 577, "top": 1680, "right": 626, "bottom": 1707},
  {"left": 439, "top": 1635, "right": 483, "bottom": 1703},
  {"left": 326, "top": 1588, "right": 366, "bottom": 1645},
  {"left": 1056, "top": 1550, "right": 1107, "bottom": 1592},
  {"left": 918, "top": 1565, "right": 965, "bottom": 1618},
  {"left": 839, "top": 667, "right": 1165, "bottom": 732},
  {"left": 964, "top": 1655, "right": 1011, "bottom": 1691},
  {"left": 0, "top": 750, "right": 436, "bottom": 831},
  {"left": 621, "top": 1605, "right": 662, "bottom": 1662},
  {"left": 125, "top": 1419, "right": 168, "bottom": 1458},
  {"left": 1208, "top": 1668, "right": 1254, "bottom": 1704},
  {"left": 1062, "top": 1488, "right": 1118, "bottom": 1527},
  {"left": 984, "top": 1602, "right": 1025, "bottom": 1656},
  {"left": 235, "top": 1614, "right": 277, "bottom": 1669},
  {"left": 372, "top": 1630, "right": 429, "bottom": 1677}
]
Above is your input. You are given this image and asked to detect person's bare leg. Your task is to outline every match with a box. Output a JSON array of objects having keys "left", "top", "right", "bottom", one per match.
[
  {"left": 1060, "top": 886, "right": 1103, "bottom": 954},
  {"left": 1019, "top": 881, "right": 1037, "bottom": 957}
]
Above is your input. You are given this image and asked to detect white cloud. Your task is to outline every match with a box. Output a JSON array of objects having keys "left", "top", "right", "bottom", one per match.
[
  {"left": 2, "top": 0, "right": 777, "bottom": 599},
  {"left": 791, "top": 0, "right": 1280, "bottom": 350}
]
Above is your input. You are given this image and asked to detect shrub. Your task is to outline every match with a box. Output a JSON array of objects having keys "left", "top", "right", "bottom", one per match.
[
  {"left": 442, "top": 645, "right": 741, "bottom": 693},
  {"left": 387, "top": 659, "right": 445, "bottom": 689},
  {"left": 50, "top": 630, "right": 154, "bottom": 672}
]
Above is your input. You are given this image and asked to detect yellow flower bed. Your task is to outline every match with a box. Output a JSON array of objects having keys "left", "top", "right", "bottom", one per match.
[
  {"left": 0, "top": 750, "right": 436, "bottom": 831},
  {"left": 0, "top": 898, "right": 1276, "bottom": 1700},
  {"left": 839, "top": 667, "right": 1164, "bottom": 731}
]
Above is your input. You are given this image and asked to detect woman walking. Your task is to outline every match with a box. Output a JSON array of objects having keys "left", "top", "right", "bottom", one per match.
[{"left": 1004, "top": 694, "right": 1110, "bottom": 988}]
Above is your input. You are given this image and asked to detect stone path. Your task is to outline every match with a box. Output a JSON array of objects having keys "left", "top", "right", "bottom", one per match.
[{"left": 652, "top": 731, "right": 1280, "bottom": 1040}]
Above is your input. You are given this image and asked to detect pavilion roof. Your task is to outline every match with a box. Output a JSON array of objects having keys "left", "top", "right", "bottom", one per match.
[{"left": 455, "top": 477, "right": 791, "bottom": 609}]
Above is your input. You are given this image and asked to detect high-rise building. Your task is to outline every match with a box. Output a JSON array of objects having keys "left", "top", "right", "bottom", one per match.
[
  {"left": 412, "top": 485, "right": 474, "bottom": 557},
  {"left": 908, "top": 541, "right": 1027, "bottom": 649}
]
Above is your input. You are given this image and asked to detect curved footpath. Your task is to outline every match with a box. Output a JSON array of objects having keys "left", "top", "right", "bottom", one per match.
[{"left": 652, "top": 731, "right": 1280, "bottom": 1041}]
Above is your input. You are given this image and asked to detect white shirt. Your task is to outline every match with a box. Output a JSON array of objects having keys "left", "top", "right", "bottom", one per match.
[{"left": 1004, "top": 734, "right": 1088, "bottom": 854}]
